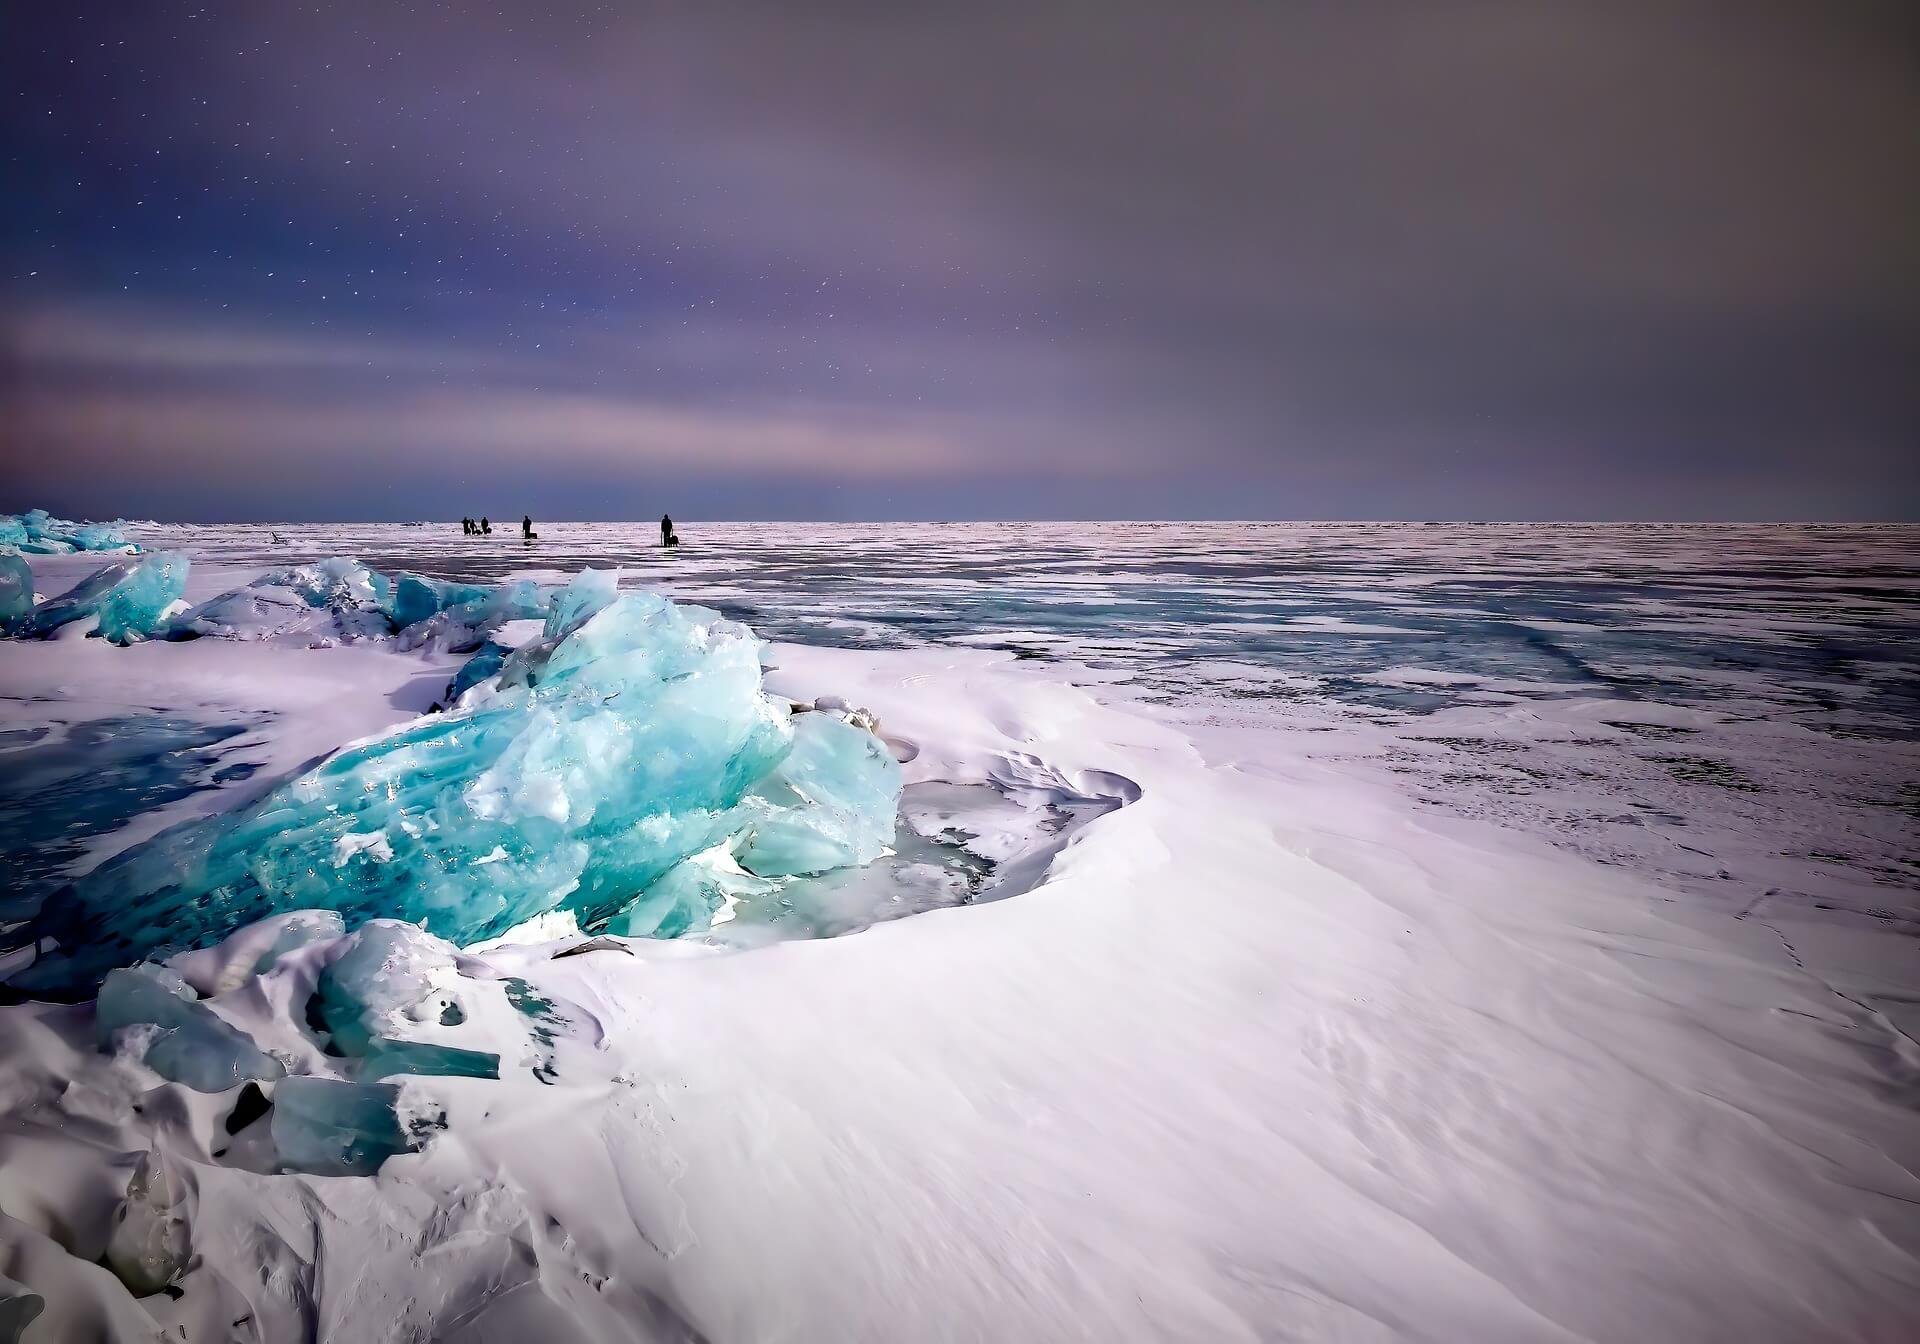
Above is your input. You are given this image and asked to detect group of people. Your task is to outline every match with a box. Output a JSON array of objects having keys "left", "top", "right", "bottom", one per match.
[{"left": 456, "top": 514, "right": 681, "bottom": 546}]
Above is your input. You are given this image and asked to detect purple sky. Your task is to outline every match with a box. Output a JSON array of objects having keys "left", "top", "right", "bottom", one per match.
[{"left": 3, "top": 1, "right": 1917, "bottom": 521}]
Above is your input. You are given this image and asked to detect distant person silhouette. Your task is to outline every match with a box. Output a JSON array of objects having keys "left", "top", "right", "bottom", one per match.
[
  {"left": 481, "top": 516, "right": 491, "bottom": 535},
  {"left": 462, "top": 517, "right": 473, "bottom": 535},
  {"left": 660, "top": 513, "right": 677, "bottom": 547},
  {"left": 522, "top": 514, "right": 534, "bottom": 541}
]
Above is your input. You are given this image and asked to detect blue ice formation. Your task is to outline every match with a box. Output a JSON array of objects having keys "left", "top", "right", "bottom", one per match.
[
  {"left": 359, "top": 1036, "right": 500, "bottom": 1081},
  {"left": 0, "top": 509, "right": 135, "bottom": 555},
  {"left": 267, "top": 556, "right": 392, "bottom": 610},
  {"left": 383, "top": 572, "right": 493, "bottom": 631},
  {"left": 4, "top": 547, "right": 570, "bottom": 651},
  {"left": 270, "top": 1077, "right": 413, "bottom": 1176},
  {"left": 735, "top": 712, "right": 901, "bottom": 877},
  {"left": 0, "top": 554, "right": 33, "bottom": 630},
  {"left": 392, "top": 576, "right": 545, "bottom": 652},
  {"left": 445, "top": 639, "right": 511, "bottom": 703},
  {"left": 95, "top": 963, "right": 285, "bottom": 1092},
  {"left": 169, "top": 557, "right": 395, "bottom": 642},
  {"left": 598, "top": 711, "right": 903, "bottom": 937},
  {"left": 310, "top": 922, "right": 521, "bottom": 1078},
  {"left": 311, "top": 918, "right": 466, "bottom": 1057},
  {"left": 602, "top": 849, "right": 778, "bottom": 938},
  {"left": 26, "top": 553, "right": 189, "bottom": 644},
  {"left": 269, "top": 920, "right": 524, "bottom": 1172},
  {"left": 17, "top": 573, "right": 901, "bottom": 993},
  {"left": 165, "top": 560, "right": 544, "bottom": 649}
]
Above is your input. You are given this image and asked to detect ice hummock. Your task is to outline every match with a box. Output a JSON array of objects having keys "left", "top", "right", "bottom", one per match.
[
  {"left": 94, "top": 962, "right": 286, "bottom": 1092},
  {"left": 168, "top": 556, "right": 393, "bottom": 643},
  {"left": 162, "top": 558, "right": 546, "bottom": 650},
  {"left": 0, "top": 553, "right": 33, "bottom": 630},
  {"left": 391, "top": 576, "right": 544, "bottom": 653},
  {"left": 13, "top": 573, "right": 902, "bottom": 994},
  {"left": 0, "top": 508, "right": 136, "bottom": 555},
  {"left": 25, "top": 552, "right": 189, "bottom": 644},
  {"left": 270, "top": 1078, "right": 414, "bottom": 1177}
]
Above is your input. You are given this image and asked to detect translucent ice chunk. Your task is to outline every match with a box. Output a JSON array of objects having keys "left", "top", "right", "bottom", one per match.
[
  {"left": 95, "top": 963, "right": 286, "bottom": 1092},
  {"left": 264, "top": 556, "right": 392, "bottom": 611},
  {"left": 270, "top": 1077, "right": 413, "bottom": 1176},
  {"left": 0, "top": 509, "right": 132, "bottom": 555},
  {"left": 69, "top": 521, "right": 132, "bottom": 551},
  {"left": 385, "top": 573, "right": 493, "bottom": 631},
  {"left": 604, "top": 848, "right": 778, "bottom": 938},
  {"left": 737, "top": 712, "right": 902, "bottom": 876},
  {"left": 542, "top": 568, "right": 619, "bottom": 641},
  {"left": 312, "top": 920, "right": 463, "bottom": 1057},
  {"left": 104, "top": 1152, "right": 189, "bottom": 1296},
  {"left": 446, "top": 639, "right": 510, "bottom": 703},
  {"left": 489, "top": 569, "right": 619, "bottom": 686},
  {"left": 171, "top": 557, "right": 397, "bottom": 643},
  {"left": 167, "top": 581, "right": 322, "bottom": 641},
  {"left": 17, "top": 584, "right": 916, "bottom": 993},
  {"left": 359, "top": 1037, "right": 500, "bottom": 1081},
  {"left": 28, "top": 552, "right": 188, "bottom": 644},
  {"left": 395, "top": 577, "right": 547, "bottom": 653},
  {"left": 0, "top": 554, "right": 32, "bottom": 630}
]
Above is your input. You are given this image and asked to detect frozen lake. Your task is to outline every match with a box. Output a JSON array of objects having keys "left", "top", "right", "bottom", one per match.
[
  {"left": 3, "top": 519, "right": 1918, "bottom": 1339},
  {"left": 126, "top": 519, "right": 1920, "bottom": 927}
]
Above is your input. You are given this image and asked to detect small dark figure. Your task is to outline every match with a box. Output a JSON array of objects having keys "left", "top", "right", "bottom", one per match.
[
  {"left": 522, "top": 514, "right": 537, "bottom": 543},
  {"left": 481, "top": 516, "right": 491, "bottom": 535},
  {"left": 660, "top": 513, "right": 677, "bottom": 547},
  {"left": 461, "top": 517, "right": 473, "bottom": 535}
]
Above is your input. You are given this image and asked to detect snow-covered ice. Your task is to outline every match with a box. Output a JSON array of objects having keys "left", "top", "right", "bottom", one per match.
[{"left": 0, "top": 520, "right": 1915, "bottom": 1341}]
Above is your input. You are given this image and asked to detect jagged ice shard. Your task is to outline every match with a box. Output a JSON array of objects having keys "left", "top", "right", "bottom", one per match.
[
  {"left": 169, "top": 559, "right": 389, "bottom": 643},
  {"left": 94, "top": 963, "right": 286, "bottom": 1092},
  {"left": 16, "top": 573, "right": 903, "bottom": 994},
  {"left": 26, "top": 553, "right": 189, "bottom": 644},
  {"left": 0, "top": 508, "right": 135, "bottom": 555}
]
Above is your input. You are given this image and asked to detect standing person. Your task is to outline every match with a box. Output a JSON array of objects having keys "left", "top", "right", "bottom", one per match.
[
  {"left": 660, "top": 513, "right": 675, "bottom": 546},
  {"left": 522, "top": 514, "right": 533, "bottom": 540},
  {"left": 481, "top": 516, "right": 491, "bottom": 535}
]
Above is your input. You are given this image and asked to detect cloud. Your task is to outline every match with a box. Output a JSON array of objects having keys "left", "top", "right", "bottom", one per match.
[
  {"left": 3, "top": 302, "right": 497, "bottom": 375},
  {"left": 4, "top": 1, "right": 1916, "bottom": 518}
]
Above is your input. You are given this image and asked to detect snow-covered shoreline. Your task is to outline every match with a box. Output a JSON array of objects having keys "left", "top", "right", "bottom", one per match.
[{"left": 2, "top": 538, "right": 1917, "bottom": 1340}]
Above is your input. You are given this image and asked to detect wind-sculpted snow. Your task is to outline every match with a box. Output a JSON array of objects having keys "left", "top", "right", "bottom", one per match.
[
  {"left": 26, "top": 552, "right": 189, "bottom": 644},
  {"left": 0, "top": 508, "right": 136, "bottom": 555},
  {"left": 12, "top": 573, "right": 904, "bottom": 995}
]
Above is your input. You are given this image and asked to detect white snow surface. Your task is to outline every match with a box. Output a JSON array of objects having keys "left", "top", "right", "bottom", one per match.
[{"left": 1, "top": 532, "right": 1917, "bottom": 1341}]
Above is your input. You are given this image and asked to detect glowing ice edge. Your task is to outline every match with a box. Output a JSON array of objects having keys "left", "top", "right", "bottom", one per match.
[{"left": 0, "top": 547, "right": 1912, "bottom": 1340}]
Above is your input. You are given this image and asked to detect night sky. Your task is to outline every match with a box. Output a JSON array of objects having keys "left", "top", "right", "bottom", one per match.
[{"left": 4, "top": 2, "right": 1916, "bottom": 522}]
